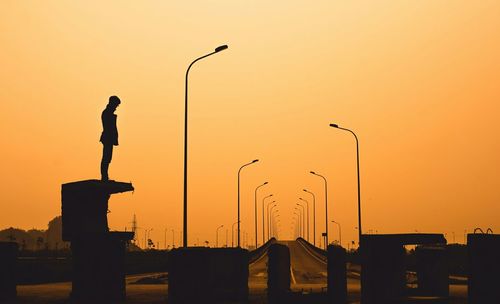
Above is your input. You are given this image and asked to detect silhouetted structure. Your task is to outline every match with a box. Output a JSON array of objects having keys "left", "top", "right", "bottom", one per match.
[
  {"left": 62, "top": 179, "right": 134, "bottom": 301},
  {"left": 361, "top": 233, "right": 446, "bottom": 304},
  {"left": 0, "top": 242, "right": 17, "bottom": 300},
  {"left": 327, "top": 244, "right": 347, "bottom": 303},
  {"left": 267, "top": 243, "right": 291, "bottom": 303},
  {"left": 468, "top": 233, "right": 500, "bottom": 303},
  {"left": 168, "top": 247, "right": 248, "bottom": 303},
  {"left": 100, "top": 96, "right": 121, "bottom": 181}
]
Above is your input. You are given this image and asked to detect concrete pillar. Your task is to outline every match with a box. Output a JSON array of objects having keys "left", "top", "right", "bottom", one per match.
[
  {"left": 0, "top": 242, "right": 17, "bottom": 300},
  {"left": 327, "top": 244, "right": 347, "bottom": 303},
  {"left": 61, "top": 179, "right": 134, "bottom": 301},
  {"left": 361, "top": 241, "right": 406, "bottom": 304},
  {"left": 168, "top": 247, "right": 249, "bottom": 303},
  {"left": 416, "top": 246, "right": 448, "bottom": 297},
  {"left": 468, "top": 233, "right": 500, "bottom": 303},
  {"left": 267, "top": 243, "right": 290, "bottom": 303}
]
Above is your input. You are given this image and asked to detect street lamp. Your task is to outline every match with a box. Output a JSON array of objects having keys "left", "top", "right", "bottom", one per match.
[
  {"left": 216, "top": 225, "right": 224, "bottom": 248},
  {"left": 299, "top": 198, "right": 310, "bottom": 242},
  {"left": 331, "top": 220, "right": 342, "bottom": 247},
  {"left": 296, "top": 203, "right": 306, "bottom": 241},
  {"left": 268, "top": 204, "right": 278, "bottom": 241},
  {"left": 294, "top": 211, "right": 302, "bottom": 238},
  {"left": 310, "top": 171, "right": 329, "bottom": 248},
  {"left": 183, "top": 44, "right": 228, "bottom": 247},
  {"left": 237, "top": 159, "right": 259, "bottom": 247},
  {"left": 271, "top": 212, "right": 279, "bottom": 238},
  {"left": 231, "top": 221, "right": 239, "bottom": 247},
  {"left": 262, "top": 195, "right": 273, "bottom": 243},
  {"left": 254, "top": 182, "right": 268, "bottom": 248},
  {"left": 303, "top": 189, "right": 316, "bottom": 246},
  {"left": 329, "top": 123, "right": 362, "bottom": 245}
]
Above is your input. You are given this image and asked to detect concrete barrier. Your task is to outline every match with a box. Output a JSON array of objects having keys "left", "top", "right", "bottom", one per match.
[
  {"left": 267, "top": 243, "right": 291, "bottom": 302},
  {"left": 415, "top": 246, "right": 448, "bottom": 297},
  {"left": 327, "top": 244, "right": 347, "bottom": 303},
  {"left": 0, "top": 242, "right": 17, "bottom": 301},
  {"left": 168, "top": 247, "right": 249, "bottom": 303},
  {"left": 468, "top": 233, "right": 500, "bottom": 303}
]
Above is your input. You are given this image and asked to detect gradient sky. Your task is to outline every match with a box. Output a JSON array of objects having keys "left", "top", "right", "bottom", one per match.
[{"left": 1, "top": 1, "right": 499, "bottom": 247}]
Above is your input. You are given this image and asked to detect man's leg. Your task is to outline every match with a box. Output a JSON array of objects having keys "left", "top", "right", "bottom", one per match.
[{"left": 101, "top": 144, "right": 113, "bottom": 180}]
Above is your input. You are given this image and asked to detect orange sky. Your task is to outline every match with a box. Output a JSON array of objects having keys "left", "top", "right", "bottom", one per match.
[{"left": 1, "top": 1, "right": 499, "bottom": 248}]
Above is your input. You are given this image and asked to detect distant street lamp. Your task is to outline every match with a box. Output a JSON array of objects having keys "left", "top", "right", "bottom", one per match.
[
  {"left": 303, "top": 189, "right": 316, "bottom": 246},
  {"left": 331, "top": 220, "right": 342, "bottom": 247},
  {"left": 183, "top": 44, "right": 228, "bottom": 247},
  {"left": 268, "top": 204, "right": 278, "bottom": 241},
  {"left": 254, "top": 182, "right": 268, "bottom": 248},
  {"left": 231, "top": 221, "right": 239, "bottom": 247},
  {"left": 262, "top": 194, "right": 273, "bottom": 244},
  {"left": 311, "top": 171, "right": 329, "bottom": 247},
  {"left": 237, "top": 159, "right": 259, "bottom": 247},
  {"left": 216, "top": 225, "right": 224, "bottom": 248},
  {"left": 296, "top": 203, "right": 306, "bottom": 241},
  {"left": 329, "top": 123, "right": 362, "bottom": 245},
  {"left": 266, "top": 201, "right": 276, "bottom": 241},
  {"left": 299, "top": 198, "right": 310, "bottom": 242},
  {"left": 294, "top": 212, "right": 302, "bottom": 238}
]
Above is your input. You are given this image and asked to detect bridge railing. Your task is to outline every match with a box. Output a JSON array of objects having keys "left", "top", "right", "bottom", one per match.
[
  {"left": 296, "top": 237, "right": 327, "bottom": 263},
  {"left": 249, "top": 237, "right": 277, "bottom": 264}
]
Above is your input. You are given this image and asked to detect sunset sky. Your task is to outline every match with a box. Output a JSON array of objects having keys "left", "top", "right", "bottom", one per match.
[{"left": 1, "top": 1, "right": 499, "bottom": 248}]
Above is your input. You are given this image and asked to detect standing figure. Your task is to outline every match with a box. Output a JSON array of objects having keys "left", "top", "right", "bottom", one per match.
[{"left": 100, "top": 96, "right": 121, "bottom": 181}]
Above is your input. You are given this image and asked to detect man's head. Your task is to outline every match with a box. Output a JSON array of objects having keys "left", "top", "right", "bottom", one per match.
[{"left": 109, "top": 95, "right": 121, "bottom": 109}]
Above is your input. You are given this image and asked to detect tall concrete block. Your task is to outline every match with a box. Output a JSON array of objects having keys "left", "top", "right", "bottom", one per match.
[
  {"left": 61, "top": 179, "right": 134, "bottom": 301},
  {"left": 0, "top": 242, "right": 18, "bottom": 300},
  {"left": 361, "top": 241, "right": 405, "bottom": 304},
  {"left": 327, "top": 244, "right": 347, "bottom": 304},
  {"left": 468, "top": 233, "right": 500, "bottom": 303},
  {"left": 168, "top": 247, "right": 249, "bottom": 303},
  {"left": 416, "top": 246, "right": 448, "bottom": 297},
  {"left": 267, "top": 243, "right": 290, "bottom": 302}
]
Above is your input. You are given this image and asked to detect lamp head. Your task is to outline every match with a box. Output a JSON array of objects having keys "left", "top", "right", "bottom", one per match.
[
  {"left": 263, "top": 181, "right": 268, "bottom": 185},
  {"left": 215, "top": 45, "right": 228, "bottom": 52},
  {"left": 252, "top": 159, "right": 259, "bottom": 163},
  {"left": 329, "top": 123, "right": 339, "bottom": 128},
  {"left": 310, "top": 171, "right": 316, "bottom": 174}
]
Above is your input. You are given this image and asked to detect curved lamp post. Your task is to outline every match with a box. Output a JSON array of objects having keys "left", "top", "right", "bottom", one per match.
[
  {"left": 231, "top": 221, "right": 239, "bottom": 247},
  {"left": 331, "top": 220, "right": 342, "bottom": 247},
  {"left": 310, "top": 171, "right": 329, "bottom": 247},
  {"left": 238, "top": 159, "right": 259, "bottom": 247},
  {"left": 254, "top": 182, "right": 268, "bottom": 248},
  {"left": 266, "top": 201, "right": 277, "bottom": 241},
  {"left": 183, "top": 44, "right": 228, "bottom": 247},
  {"left": 294, "top": 211, "right": 302, "bottom": 238},
  {"left": 268, "top": 204, "right": 278, "bottom": 241},
  {"left": 329, "top": 123, "right": 362, "bottom": 245},
  {"left": 299, "top": 198, "right": 310, "bottom": 242},
  {"left": 216, "top": 224, "right": 224, "bottom": 248},
  {"left": 303, "top": 189, "right": 316, "bottom": 246},
  {"left": 262, "top": 195, "right": 273, "bottom": 243}
]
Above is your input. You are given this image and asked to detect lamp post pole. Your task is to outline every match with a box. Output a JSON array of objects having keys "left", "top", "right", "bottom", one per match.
[
  {"left": 268, "top": 204, "right": 278, "bottom": 241},
  {"left": 183, "top": 45, "right": 228, "bottom": 247},
  {"left": 296, "top": 203, "right": 306, "bottom": 241},
  {"left": 294, "top": 212, "right": 301, "bottom": 238},
  {"left": 331, "top": 220, "right": 342, "bottom": 247},
  {"left": 237, "top": 159, "right": 259, "bottom": 247},
  {"left": 303, "top": 189, "right": 316, "bottom": 246},
  {"left": 299, "top": 198, "right": 309, "bottom": 242},
  {"left": 254, "top": 182, "right": 268, "bottom": 248},
  {"left": 329, "top": 123, "right": 362, "bottom": 245},
  {"left": 216, "top": 225, "right": 224, "bottom": 248},
  {"left": 231, "top": 221, "right": 239, "bottom": 247},
  {"left": 262, "top": 195, "right": 273, "bottom": 243},
  {"left": 310, "top": 171, "right": 329, "bottom": 246}
]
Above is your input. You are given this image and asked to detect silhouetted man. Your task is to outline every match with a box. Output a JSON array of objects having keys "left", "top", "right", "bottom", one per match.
[{"left": 100, "top": 96, "right": 121, "bottom": 181}]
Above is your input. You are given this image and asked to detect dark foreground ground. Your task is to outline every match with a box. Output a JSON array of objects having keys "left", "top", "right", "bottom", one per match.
[{"left": 7, "top": 272, "right": 467, "bottom": 304}]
